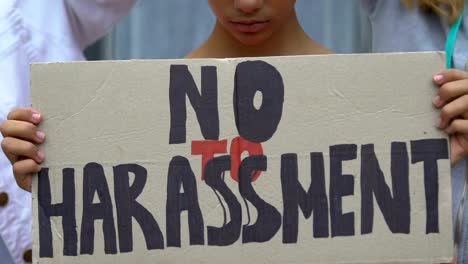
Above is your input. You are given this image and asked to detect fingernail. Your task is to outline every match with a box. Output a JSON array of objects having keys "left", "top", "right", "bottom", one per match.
[
  {"left": 32, "top": 112, "right": 41, "bottom": 123},
  {"left": 37, "top": 151, "right": 45, "bottom": 161},
  {"left": 434, "top": 74, "right": 444, "bottom": 83},
  {"left": 433, "top": 95, "right": 442, "bottom": 106},
  {"left": 36, "top": 131, "right": 45, "bottom": 140}
]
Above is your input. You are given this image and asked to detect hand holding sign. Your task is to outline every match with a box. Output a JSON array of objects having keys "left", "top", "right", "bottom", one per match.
[
  {"left": 432, "top": 69, "right": 468, "bottom": 165},
  {"left": 0, "top": 107, "right": 45, "bottom": 191}
]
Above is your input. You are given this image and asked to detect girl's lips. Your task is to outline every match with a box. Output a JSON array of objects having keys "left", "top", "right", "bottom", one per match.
[{"left": 230, "top": 20, "right": 270, "bottom": 33}]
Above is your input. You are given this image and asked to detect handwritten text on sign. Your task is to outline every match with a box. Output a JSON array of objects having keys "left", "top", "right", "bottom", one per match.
[{"left": 32, "top": 54, "right": 452, "bottom": 263}]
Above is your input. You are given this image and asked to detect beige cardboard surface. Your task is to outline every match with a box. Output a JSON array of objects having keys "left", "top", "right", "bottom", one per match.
[{"left": 31, "top": 53, "right": 453, "bottom": 264}]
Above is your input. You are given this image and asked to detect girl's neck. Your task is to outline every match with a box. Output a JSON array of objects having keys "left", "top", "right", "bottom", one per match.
[{"left": 187, "top": 11, "right": 331, "bottom": 58}]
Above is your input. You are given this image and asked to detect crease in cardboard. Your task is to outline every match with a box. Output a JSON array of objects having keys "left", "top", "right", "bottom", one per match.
[
  {"left": 401, "top": 112, "right": 433, "bottom": 119},
  {"left": 90, "top": 128, "right": 157, "bottom": 141},
  {"left": 328, "top": 87, "right": 346, "bottom": 99},
  {"left": 53, "top": 67, "right": 116, "bottom": 134}
]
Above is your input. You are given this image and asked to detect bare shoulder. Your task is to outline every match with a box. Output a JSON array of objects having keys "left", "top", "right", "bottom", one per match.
[
  {"left": 184, "top": 45, "right": 208, "bottom": 59},
  {"left": 301, "top": 37, "right": 334, "bottom": 55},
  {"left": 314, "top": 46, "right": 334, "bottom": 55},
  {"left": 184, "top": 49, "right": 200, "bottom": 59},
  {"left": 301, "top": 44, "right": 333, "bottom": 56}
]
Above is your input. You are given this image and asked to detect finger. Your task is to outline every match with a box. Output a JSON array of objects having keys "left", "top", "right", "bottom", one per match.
[
  {"left": 438, "top": 94, "right": 468, "bottom": 128},
  {"left": 12, "top": 159, "right": 40, "bottom": 192},
  {"left": 1, "top": 137, "right": 45, "bottom": 163},
  {"left": 433, "top": 69, "right": 468, "bottom": 85},
  {"left": 450, "top": 136, "right": 465, "bottom": 166},
  {"left": 0, "top": 120, "right": 45, "bottom": 143},
  {"left": 433, "top": 79, "right": 468, "bottom": 108},
  {"left": 446, "top": 119, "right": 468, "bottom": 134},
  {"left": 6, "top": 108, "right": 42, "bottom": 125},
  {"left": 0, "top": 138, "right": 17, "bottom": 164}
]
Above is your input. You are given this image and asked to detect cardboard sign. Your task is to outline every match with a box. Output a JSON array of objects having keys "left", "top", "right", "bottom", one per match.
[{"left": 31, "top": 53, "right": 453, "bottom": 264}]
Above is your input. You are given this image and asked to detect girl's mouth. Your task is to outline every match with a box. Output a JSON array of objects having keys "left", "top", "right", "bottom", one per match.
[{"left": 230, "top": 20, "right": 270, "bottom": 33}]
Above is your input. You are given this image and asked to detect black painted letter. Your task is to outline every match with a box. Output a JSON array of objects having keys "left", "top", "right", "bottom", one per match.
[
  {"left": 411, "top": 138, "right": 449, "bottom": 234},
  {"left": 166, "top": 156, "right": 205, "bottom": 247},
  {"left": 204, "top": 156, "right": 242, "bottom": 246},
  {"left": 281, "top": 153, "right": 329, "bottom": 243},
  {"left": 360, "top": 143, "right": 410, "bottom": 234},
  {"left": 330, "top": 144, "right": 356, "bottom": 237},
  {"left": 114, "top": 164, "right": 164, "bottom": 252},
  {"left": 80, "top": 163, "right": 117, "bottom": 255},
  {"left": 239, "top": 155, "right": 281, "bottom": 243},
  {"left": 169, "top": 65, "right": 219, "bottom": 144},
  {"left": 234, "top": 61, "right": 284, "bottom": 143},
  {"left": 38, "top": 168, "right": 77, "bottom": 257}
]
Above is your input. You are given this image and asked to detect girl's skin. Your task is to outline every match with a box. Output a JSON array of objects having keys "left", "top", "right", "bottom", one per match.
[
  {"left": 187, "top": 0, "right": 330, "bottom": 58},
  {"left": 1, "top": 0, "right": 468, "bottom": 193},
  {"left": 435, "top": 70, "right": 468, "bottom": 164}
]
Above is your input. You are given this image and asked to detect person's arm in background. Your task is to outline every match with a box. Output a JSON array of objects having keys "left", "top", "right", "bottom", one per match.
[
  {"left": 65, "top": 0, "right": 136, "bottom": 50},
  {"left": 0, "top": 1, "right": 135, "bottom": 263}
]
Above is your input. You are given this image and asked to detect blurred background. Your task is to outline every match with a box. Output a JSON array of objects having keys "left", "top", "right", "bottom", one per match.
[{"left": 85, "top": 0, "right": 372, "bottom": 60}]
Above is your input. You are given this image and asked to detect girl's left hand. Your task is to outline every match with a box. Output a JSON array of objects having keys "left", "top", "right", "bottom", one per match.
[{"left": 433, "top": 69, "right": 468, "bottom": 166}]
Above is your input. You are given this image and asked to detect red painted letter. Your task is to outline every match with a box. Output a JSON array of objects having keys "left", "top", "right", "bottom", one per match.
[
  {"left": 192, "top": 140, "right": 228, "bottom": 180},
  {"left": 230, "top": 137, "right": 263, "bottom": 182}
]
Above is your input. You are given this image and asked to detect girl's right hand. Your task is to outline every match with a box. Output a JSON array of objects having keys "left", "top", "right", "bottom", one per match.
[{"left": 0, "top": 108, "right": 46, "bottom": 192}]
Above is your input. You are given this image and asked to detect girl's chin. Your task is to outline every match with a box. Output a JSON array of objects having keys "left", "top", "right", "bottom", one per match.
[{"left": 235, "top": 34, "right": 271, "bottom": 47}]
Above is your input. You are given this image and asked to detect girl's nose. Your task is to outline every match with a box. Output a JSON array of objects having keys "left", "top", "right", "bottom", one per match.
[{"left": 234, "top": 0, "right": 263, "bottom": 14}]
